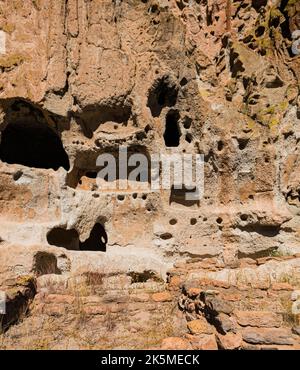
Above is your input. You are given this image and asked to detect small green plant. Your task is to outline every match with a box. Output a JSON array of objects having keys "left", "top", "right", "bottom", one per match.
[{"left": 269, "top": 248, "right": 290, "bottom": 258}]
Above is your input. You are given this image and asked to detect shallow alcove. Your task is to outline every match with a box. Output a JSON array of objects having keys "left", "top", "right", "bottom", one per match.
[
  {"left": 75, "top": 102, "right": 132, "bottom": 138},
  {"left": 169, "top": 185, "right": 199, "bottom": 207},
  {"left": 128, "top": 270, "right": 163, "bottom": 284},
  {"left": 33, "top": 251, "right": 61, "bottom": 276},
  {"left": 164, "top": 110, "right": 181, "bottom": 147},
  {"left": 237, "top": 223, "right": 280, "bottom": 237},
  {"left": 66, "top": 146, "right": 151, "bottom": 191},
  {"left": 0, "top": 119, "right": 70, "bottom": 171}
]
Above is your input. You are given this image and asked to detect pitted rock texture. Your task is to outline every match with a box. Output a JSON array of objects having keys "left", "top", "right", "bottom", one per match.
[{"left": 0, "top": 0, "right": 300, "bottom": 349}]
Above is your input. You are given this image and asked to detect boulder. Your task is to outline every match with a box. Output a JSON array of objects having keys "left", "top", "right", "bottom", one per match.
[
  {"left": 161, "top": 337, "right": 192, "bottom": 350},
  {"left": 216, "top": 332, "right": 243, "bottom": 350},
  {"left": 241, "top": 328, "right": 294, "bottom": 345},
  {"left": 187, "top": 318, "right": 215, "bottom": 335},
  {"left": 235, "top": 311, "right": 282, "bottom": 328}
]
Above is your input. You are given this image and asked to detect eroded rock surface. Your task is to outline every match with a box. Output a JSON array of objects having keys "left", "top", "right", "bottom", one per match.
[{"left": 0, "top": 0, "right": 300, "bottom": 349}]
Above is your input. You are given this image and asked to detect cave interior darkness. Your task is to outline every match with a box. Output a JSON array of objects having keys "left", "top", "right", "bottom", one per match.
[
  {"left": 47, "top": 223, "right": 108, "bottom": 252},
  {"left": 0, "top": 118, "right": 70, "bottom": 171}
]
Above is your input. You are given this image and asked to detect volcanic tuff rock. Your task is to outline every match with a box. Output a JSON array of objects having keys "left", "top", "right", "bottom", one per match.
[{"left": 0, "top": 0, "right": 300, "bottom": 349}]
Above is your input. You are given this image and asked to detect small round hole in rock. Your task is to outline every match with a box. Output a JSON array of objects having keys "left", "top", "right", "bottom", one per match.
[
  {"left": 160, "top": 233, "right": 173, "bottom": 240},
  {"left": 238, "top": 138, "right": 248, "bottom": 150},
  {"left": 183, "top": 117, "right": 192, "bottom": 129},
  {"left": 185, "top": 133, "right": 193, "bottom": 144},
  {"left": 260, "top": 49, "right": 266, "bottom": 56},
  {"left": 217, "top": 141, "right": 224, "bottom": 151},
  {"left": 149, "top": 4, "right": 158, "bottom": 13},
  {"left": 216, "top": 217, "right": 223, "bottom": 224},
  {"left": 255, "top": 26, "right": 265, "bottom": 37},
  {"left": 169, "top": 219, "right": 177, "bottom": 225},
  {"left": 13, "top": 170, "right": 23, "bottom": 181},
  {"left": 190, "top": 218, "right": 197, "bottom": 225},
  {"left": 117, "top": 195, "right": 125, "bottom": 201},
  {"left": 240, "top": 214, "right": 248, "bottom": 221},
  {"left": 180, "top": 77, "right": 188, "bottom": 86}
]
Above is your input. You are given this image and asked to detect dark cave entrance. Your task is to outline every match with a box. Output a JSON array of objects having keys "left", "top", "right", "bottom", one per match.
[
  {"left": 279, "top": 0, "right": 292, "bottom": 42},
  {"left": 47, "top": 223, "right": 108, "bottom": 252},
  {"left": 164, "top": 110, "right": 181, "bottom": 147},
  {"left": 0, "top": 119, "right": 70, "bottom": 171},
  {"left": 147, "top": 76, "right": 178, "bottom": 117},
  {"left": 80, "top": 223, "right": 107, "bottom": 252},
  {"left": 252, "top": 0, "right": 267, "bottom": 12},
  {"left": 47, "top": 228, "right": 80, "bottom": 250}
]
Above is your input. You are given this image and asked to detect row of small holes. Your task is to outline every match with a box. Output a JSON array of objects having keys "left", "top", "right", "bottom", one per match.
[
  {"left": 117, "top": 194, "right": 148, "bottom": 202},
  {"left": 169, "top": 218, "right": 198, "bottom": 226}
]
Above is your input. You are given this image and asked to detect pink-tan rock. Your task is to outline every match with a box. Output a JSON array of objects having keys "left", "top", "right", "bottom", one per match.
[{"left": 0, "top": 0, "right": 300, "bottom": 351}]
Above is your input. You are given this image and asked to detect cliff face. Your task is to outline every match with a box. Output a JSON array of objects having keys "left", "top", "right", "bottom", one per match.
[{"left": 0, "top": 0, "right": 300, "bottom": 349}]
